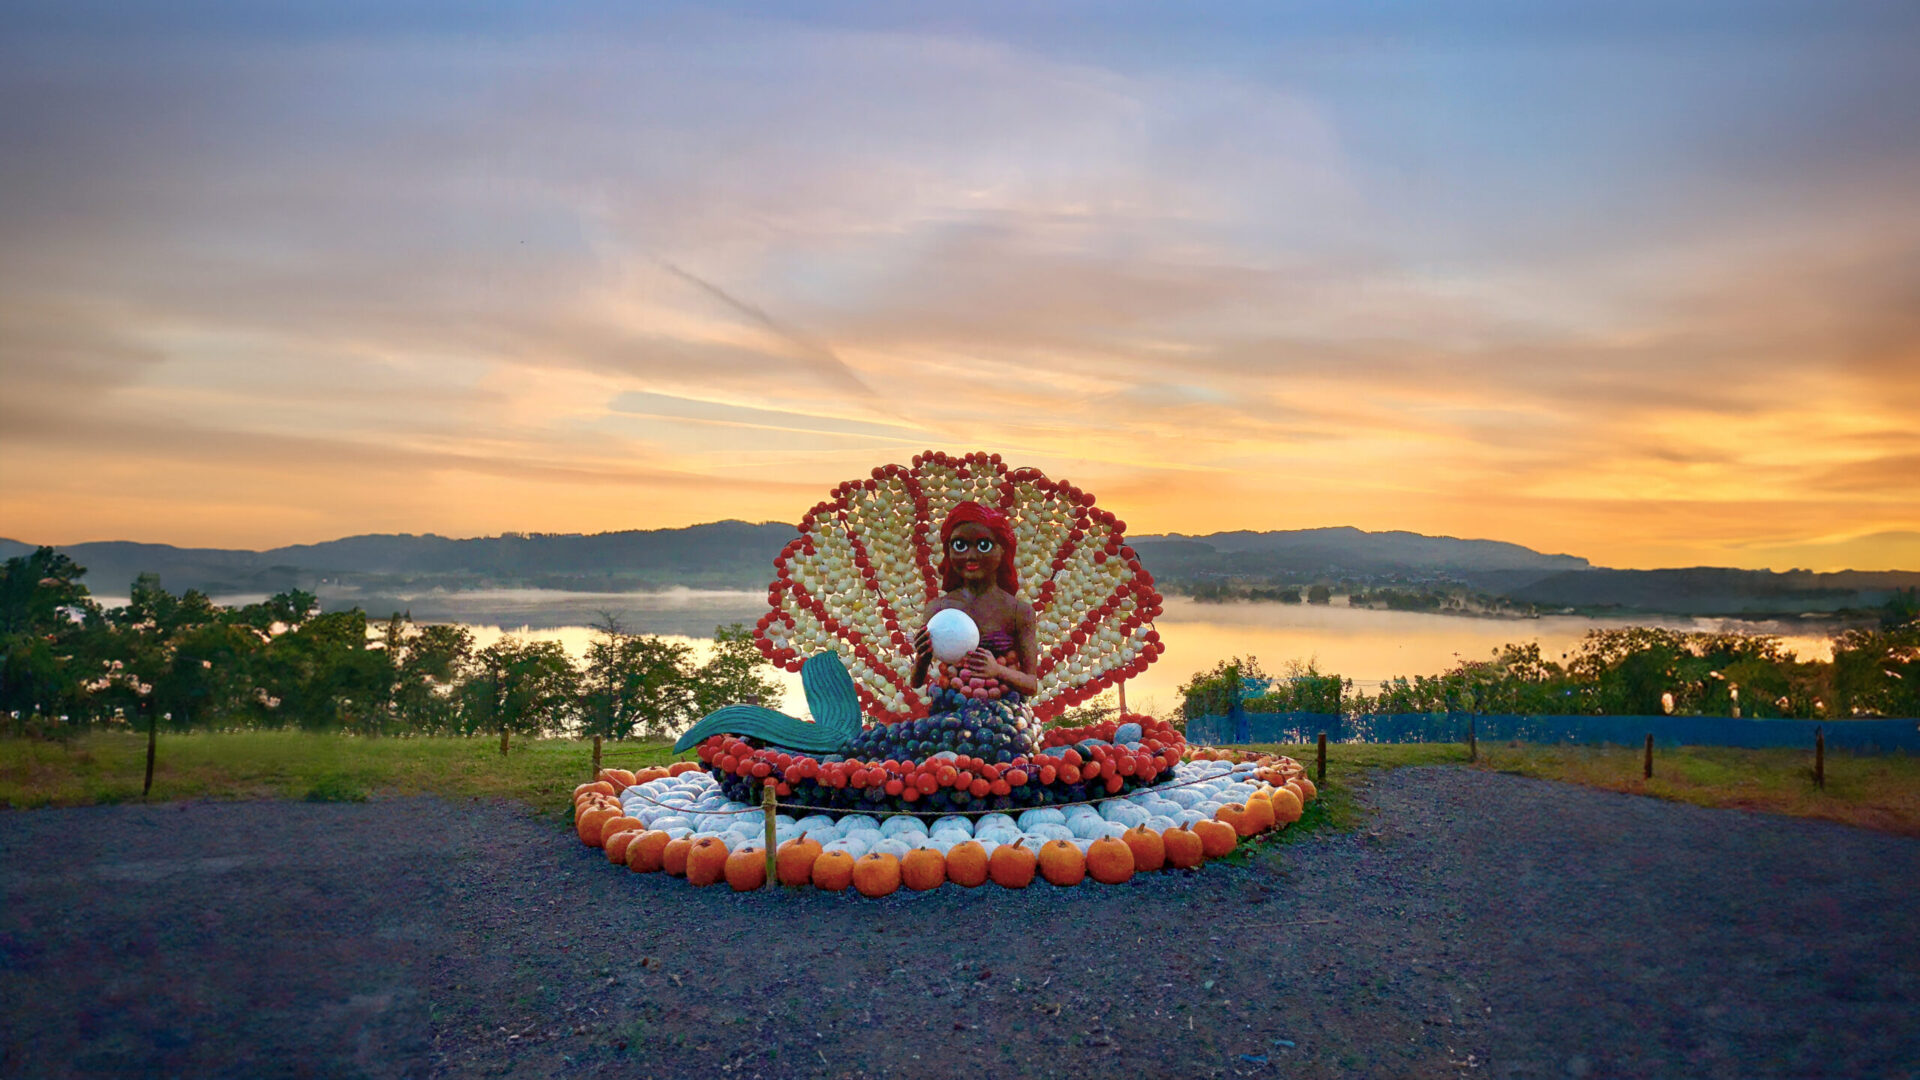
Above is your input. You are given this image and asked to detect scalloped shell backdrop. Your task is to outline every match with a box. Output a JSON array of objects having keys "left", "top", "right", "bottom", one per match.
[{"left": 755, "top": 451, "right": 1166, "bottom": 722}]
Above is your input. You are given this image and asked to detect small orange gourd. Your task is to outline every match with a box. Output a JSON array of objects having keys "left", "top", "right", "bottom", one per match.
[
  {"left": 1267, "top": 786, "right": 1303, "bottom": 825},
  {"left": 685, "top": 837, "right": 730, "bottom": 886},
  {"left": 1162, "top": 825, "right": 1204, "bottom": 869},
  {"left": 900, "top": 848, "right": 947, "bottom": 892},
  {"left": 1295, "top": 777, "right": 1317, "bottom": 801},
  {"left": 775, "top": 837, "right": 824, "bottom": 887},
  {"left": 598, "top": 816, "right": 645, "bottom": 847},
  {"left": 661, "top": 836, "right": 694, "bottom": 877},
  {"left": 1122, "top": 825, "right": 1165, "bottom": 872},
  {"left": 1194, "top": 818, "right": 1238, "bottom": 858},
  {"left": 1217, "top": 803, "right": 1258, "bottom": 838},
  {"left": 852, "top": 852, "right": 902, "bottom": 897},
  {"left": 811, "top": 850, "right": 856, "bottom": 891},
  {"left": 604, "top": 829, "right": 643, "bottom": 864},
  {"left": 946, "top": 841, "right": 990, "bottom": 888},
  {"left": 988, "top": 839, "right": 1037, "bottom": 889},
  {"left": 724, "top": 847, "right": 768, "bottom": 891},
  {"left": 667, "top": 761, "right": 702, "bottom": 777},
  {"left": 575, "top": 807, "right": 619, "bottom": 845},
  {"left": 1085, "top": 836, "right": 1135, "bottom": 885},
  {"left": 626, "top": 830, "right": 671, "bottom": 873},
  {"left": 1243, "top": 794, "right": 1276, "bottom": 834},
  {"left": 1037, "top": 839, "right": 1086, "bottom": 887}
]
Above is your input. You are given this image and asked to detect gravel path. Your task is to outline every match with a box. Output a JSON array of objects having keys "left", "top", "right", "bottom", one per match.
[{"left": 2, "top": 768, "right": 1916, "bottom": 1080}]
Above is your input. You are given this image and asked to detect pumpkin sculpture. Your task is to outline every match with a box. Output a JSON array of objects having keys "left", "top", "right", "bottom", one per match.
[{"left": 578, "top": 453, "right": 1320, "bottom": 897}]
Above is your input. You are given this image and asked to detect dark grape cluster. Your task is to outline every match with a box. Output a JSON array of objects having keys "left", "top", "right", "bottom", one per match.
[{"left": 846, "top": 695, "right": 1041, "bottom": 765}]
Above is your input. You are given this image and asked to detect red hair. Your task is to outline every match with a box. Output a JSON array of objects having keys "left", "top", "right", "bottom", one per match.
[{"left": 938, "top": 501, "right": 1018, "bottom": 595}]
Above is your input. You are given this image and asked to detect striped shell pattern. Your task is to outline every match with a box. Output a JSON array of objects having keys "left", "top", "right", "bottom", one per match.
[{"left": 754, "top": 451, "right": 1166, "bottom": 722}]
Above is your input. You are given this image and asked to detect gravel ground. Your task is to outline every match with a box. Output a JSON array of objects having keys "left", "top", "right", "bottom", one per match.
[{"left": 2, "top": 767, "right": 1916, "bottom": 1080}]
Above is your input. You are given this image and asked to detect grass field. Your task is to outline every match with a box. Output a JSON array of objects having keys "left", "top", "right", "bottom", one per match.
[{"left": 3, "top": 731, "right": 1913, "bottom": 837}]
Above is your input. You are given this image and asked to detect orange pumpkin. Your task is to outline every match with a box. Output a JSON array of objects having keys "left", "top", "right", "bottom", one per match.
[
  {"left": 811, "top": 849, "right": 856, "bottom": 891},
  {"left": 988, "top": 839, "right": 1037, "bottom": 889},
  {"left": 633, "top": 766, "right": 671, "bottom": 784},
  {"left": 626, "top": 830, "right": 671, "bottom": 873},
  {"left": 662, "top": 836, "right": 694, "bottom": 877},
  {"left": 1217, "top": 803, "right": 1258, "bottom": 838},
  {"left": 573, "top": 781, "right": 616, "bottom": 799},
  {"left": 1295, "top": 777, "right": 1318, "bottom": 801},
  {"left": 900, "top": 848, "right": 947, "bottom": 892},
  {"left": 946, "top": 841, "right": 990, "bottom": 888},
  {"left": 604, "top": 829, "right": 643, "bottom": 864},
  {"left": 725, "top": 847, "right": 768, "bottom": 891},
  {"left": 598, "top": 816, "right": 645, "bottom": 846},
  {"left": 852, "top": 852, "right": 902, "bottom": 898},
  {"left": 1122, "top": 825, "right": 1165, "bottom": 872},
  {"left": 775, "top": 837, "right": 823, "bottom": 887},
  {"left": 1194, "top": 818, "right": 1238, "bottom": 859},
  {"left": 1037, "top": 839, "right": 1086, "bottom": 887},
  {"left": 685, "top": 837, "right": 730, "bottom": 886},
  {"left": 1162, "top": 825, "right": 1204, "bottom": 869},
  {"left": 1243, "top": 794, "right": 1277, "bottom": 834},
  {"left": 1267, "top": 786, "right": 1304, "bottom": 825},
  {"left": 667, "top": 761, "right": 702, "bottom": 777},
  {"left": 1085, "top": 836, "right": 1135, "bottom": 885},
  {"left": 575, "top": 807, "right": 619, "bottom": 845}
]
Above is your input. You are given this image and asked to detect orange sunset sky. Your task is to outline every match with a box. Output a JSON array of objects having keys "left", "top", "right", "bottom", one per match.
[{"left": 3, "top": 2, "right": 1917, "bottom": 571}]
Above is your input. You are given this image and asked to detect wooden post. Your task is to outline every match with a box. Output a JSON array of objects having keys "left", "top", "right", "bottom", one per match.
[
  {"left": 762, "top": 782, "right": 778, "bottom": 890},
  {"left": 1117, "top": 681, "right": 1129, "bottom": 716},
  {"left": 1467, "top": 716, "right": 1477, "bottom": 763},
  {"left": 1643, "top": 733, "right": 1653, "bottom": 780},
  {"left": 592, "top": 735, "right": 602, "bottom": 776},
  {"left": 500, "top": 728, "right": 509, "bottom": 757},
  {"left": 142, "top": 702, "right": 157, "bottom": 798},
  {"left": 1814, "top": 726, "right": 1825, "bottom": 789},
  {"left": 1316, "top": 731, "right": 1327, "bottom": 787}
]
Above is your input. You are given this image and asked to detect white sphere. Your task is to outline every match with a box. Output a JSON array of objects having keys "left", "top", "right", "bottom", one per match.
[{"left": 927, "top": 608, "right": 980, "bottom": 663}]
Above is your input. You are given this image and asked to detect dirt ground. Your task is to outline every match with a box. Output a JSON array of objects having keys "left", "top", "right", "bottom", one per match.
[{"left": 2, "top": 767, "right": 1916, "bottom": 1079}]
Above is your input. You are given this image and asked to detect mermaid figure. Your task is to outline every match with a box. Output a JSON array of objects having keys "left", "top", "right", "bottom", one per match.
[{"left": 911, "top": 501, "right": 1040, "bottom": 702}]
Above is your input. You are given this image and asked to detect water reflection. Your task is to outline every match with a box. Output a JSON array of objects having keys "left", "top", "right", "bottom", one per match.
[{"left": 423, "top": 591, "right": 1843, "bottom": 723}]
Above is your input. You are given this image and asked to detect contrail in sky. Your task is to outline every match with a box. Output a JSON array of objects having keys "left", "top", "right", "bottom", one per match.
[{"left": 659, "top": 261, "right": 886, "bottom": 405}]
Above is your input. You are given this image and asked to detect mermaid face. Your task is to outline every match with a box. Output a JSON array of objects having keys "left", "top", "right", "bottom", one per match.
[{"left": 947, "top": 521, "right": 1002, "bottom": 587}]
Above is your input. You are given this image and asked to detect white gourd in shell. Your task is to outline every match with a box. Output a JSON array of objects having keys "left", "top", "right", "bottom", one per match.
[{"left": 927, "top": 608, "right": 979, "bottom": 663}]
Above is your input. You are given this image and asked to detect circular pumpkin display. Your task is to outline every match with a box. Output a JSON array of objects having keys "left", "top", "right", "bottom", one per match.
[
  {"left": 775, "top": 837, "right": 823, "bottom": 887},
  {"left": 1122, "top": 825, "right": 1165, "bottom": 873},
  {"left": 1194, "top": 818, "right": 1237, "bottom": 859},
  {"left": 725, "top": 847, "right": 768, "bottom": 891},
  {"left": 900, "top": 848, "right": 947, "bottom": 892},
  {"left": 811, "top": 849, "right": 856, "bottom": 891},
  {"left": 1085, "top": 836, "right": 1135, "bottom": 885},
  {"left": 661, "top": 836, "right": 694, "bottom": 877},
  {"left": 988, "top": 839, "right": 1037, "bottom": 889},
  {"left": 685, "top": 837, "right": 730, "bottom": 886},
  {"left": 626, "top": 830, "right": 671, "bottom": 873},
  {"left": 852, "top": 852, "right": 902, "bottom": 897},
  {"left": 1037, "top": 839, "right": 1086, "bottom": 887},
  {"left": 946, "top": 840, "right": 990, "bottom": 888},
  {"left": 1162, "top": 825, "right": 1204, "bottom": 869}
]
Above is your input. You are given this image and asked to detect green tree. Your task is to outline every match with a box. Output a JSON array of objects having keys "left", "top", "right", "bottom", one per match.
[
  {"left": 0, "top": 548, "right": 100, "bottom": 724},
  {"left": 387, "top": 619, "right": 474, "bottom": 734},
  {"left": 1178, "top": 656, "right": 1270, "bottom": 720},
  {"left": 464, "top": 637, "right": 577, "bottom": 748},
  {"left": 691, "top": 623, "right": 784, "bottom": 722},
  {"left": 579, "top": 621, "right": 697, "bottom": 740}
]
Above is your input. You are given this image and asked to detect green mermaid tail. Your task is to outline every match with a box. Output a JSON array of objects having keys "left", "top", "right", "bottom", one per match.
[{"left": 671, "top": 650, "right": 864, "bottom": 755}]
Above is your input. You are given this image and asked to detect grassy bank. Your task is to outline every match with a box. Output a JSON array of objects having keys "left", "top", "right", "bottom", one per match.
[
  {"left": 5, "top": 732, "right": 1912, "bottom": 838},
  {"left": 0, "top": 731, "right": 684, "bottom": 815}
]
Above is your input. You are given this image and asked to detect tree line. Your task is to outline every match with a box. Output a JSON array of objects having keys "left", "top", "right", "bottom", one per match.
[
  {"left": 1178, "top": 598, "right": 1920, "bottom": 722},
  {"left": 0, "top": 547, "right": 782, "bottom": 741}
]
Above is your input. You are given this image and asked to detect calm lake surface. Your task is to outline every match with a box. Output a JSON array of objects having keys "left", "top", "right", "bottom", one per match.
[{"left": 344, "top": 589, "right": 1844, "bottom": 721}]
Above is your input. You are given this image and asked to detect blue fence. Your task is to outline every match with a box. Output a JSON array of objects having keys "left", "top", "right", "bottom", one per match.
[{"left": 1185, "top": 709, "right": 1920, "bottom": 754}]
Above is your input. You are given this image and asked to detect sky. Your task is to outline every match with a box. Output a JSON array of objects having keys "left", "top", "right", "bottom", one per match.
[{"left": 3, "top": 0, "right": 1917, "bottom": 571}]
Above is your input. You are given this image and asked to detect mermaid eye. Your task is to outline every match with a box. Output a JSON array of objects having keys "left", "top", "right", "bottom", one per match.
[
  {"left": 972, "top": 538, "right": 996, "bottom": 553},
  {"left": 948, "top": 538, "right": 971, "bottom": 554}
]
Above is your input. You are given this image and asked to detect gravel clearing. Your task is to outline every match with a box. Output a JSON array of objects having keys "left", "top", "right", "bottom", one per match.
[{"left": 3, "top": 767, "right": 1916, "bottom": 1079}]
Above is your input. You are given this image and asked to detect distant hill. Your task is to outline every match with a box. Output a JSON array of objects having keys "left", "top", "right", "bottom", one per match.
[{"left": 5, "top": 523, "right": 1914, "bottom": 620}]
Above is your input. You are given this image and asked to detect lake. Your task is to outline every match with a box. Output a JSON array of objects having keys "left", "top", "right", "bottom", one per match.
[{"left": 345, "top": 589, "right": 1845, "bottom": 720}]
